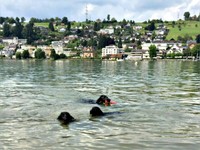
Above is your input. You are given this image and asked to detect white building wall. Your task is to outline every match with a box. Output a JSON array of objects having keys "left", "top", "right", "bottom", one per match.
[{"left": 102, "top": 45, "right": 120, "bottom": 57}]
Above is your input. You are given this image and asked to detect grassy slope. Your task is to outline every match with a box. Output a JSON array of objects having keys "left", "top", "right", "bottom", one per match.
[
  {"left": 34, "top": 22, "right": 49, "bottom": 28},
  {"left": 166, "top": 21, "right": 200, "bottom": 40},
  {"left": 33, "top": 21, "right": 200, "bottom": 41}
]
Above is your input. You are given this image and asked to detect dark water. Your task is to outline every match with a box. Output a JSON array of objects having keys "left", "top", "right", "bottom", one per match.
[{"left": 0, "top": 59, "right": 200, "bottom": 150}]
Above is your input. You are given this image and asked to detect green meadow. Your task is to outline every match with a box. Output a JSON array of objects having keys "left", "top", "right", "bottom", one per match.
[
  {"left": 34, "top": 22, "right": 49, "bottom": 28},
  {"left": 166, "top": 21, "right": 200, "bottom": 40}
]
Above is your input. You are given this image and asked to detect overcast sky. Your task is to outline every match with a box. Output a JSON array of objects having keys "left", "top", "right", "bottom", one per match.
[{"left": 0, "top": 0, "right": 199, "bottom": 22}]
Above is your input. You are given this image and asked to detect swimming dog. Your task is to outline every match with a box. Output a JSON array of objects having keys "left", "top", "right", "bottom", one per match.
[
  {"left": 57, "top": 112, "right": 75, "bottom": 124},
  {"left": 80, "top": 95, "right": 116, "bottom": 105},
  {"left": 96, "top": 95, "right": 111, "bottom": 105},
  {"left": 90, "top": 106, "right": 121, "bottom": 117},
  {"left": 90, "top": 106, "right": 104, "bottom": 116}
]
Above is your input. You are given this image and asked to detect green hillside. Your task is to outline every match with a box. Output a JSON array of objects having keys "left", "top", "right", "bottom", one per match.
[
  {"left": 166, "top": 21, "right": 200, "bottom": 40},
  {"left": 33, "top": 20, "right": 200, "bottom": 41}
]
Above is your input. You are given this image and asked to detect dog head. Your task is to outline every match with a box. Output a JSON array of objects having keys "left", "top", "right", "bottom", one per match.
[
  {"left": 57, "top": 112, "right": 75, "bottom": 124},
  {"left": 90, "top": 107, "right": 104, "bottom": 116},
  {"left": 96, "top": 95, "right": 111, "bottom": 105}
]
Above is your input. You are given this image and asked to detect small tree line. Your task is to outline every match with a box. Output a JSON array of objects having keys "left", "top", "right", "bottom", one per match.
[{"left": 15, "top": 49, "right": 67, "bottom": 60}]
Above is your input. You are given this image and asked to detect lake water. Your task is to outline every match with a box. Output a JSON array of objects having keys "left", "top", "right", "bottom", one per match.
[{"left": 0, "top": 59, "right": 200, "bottom": 150}]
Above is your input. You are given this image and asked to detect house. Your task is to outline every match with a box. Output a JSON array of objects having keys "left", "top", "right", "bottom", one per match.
[
  {"left": 125, "top": 50, "right": 143, "bottom": 60},
  {"left": 126, "top": 49, "right": 150, "bottom": 60},
  {"left": 1, "top": 44, "right": 17, "bottom": 57},
  {"left": 62, "top": 48, "right": 76, "bottom": 57},
  {"left": 143, "top": 50, "right": 150, "bottom": 59},
  {"left": 2, "top": 37, "right": 27, "bottom": 45},
  {"left": 134, "top": 26, "right": 142, "bottom": 30},
  {"left": 187, "top": 40, "right": 197, "bottom": 49},
  {"left": 59, "top": 28, "right": 66, "bottom": 32},
  {"left": 142, "top": 43, "right": 168, "bottom": 51},
  {"left": 167, "top": 44, "right": 184, "bottom": 55},
  {"left": 81, "top": 47, "right": 97, "bottom": 58},
  {"left": 102, "top": 45, "right": 123, "bottom": 58},
  {"left": 98, "top": 27, "right": 114, "bottom": 35},
  {"left": 122, "top": 43, "right": 137, "bottom": 50}
]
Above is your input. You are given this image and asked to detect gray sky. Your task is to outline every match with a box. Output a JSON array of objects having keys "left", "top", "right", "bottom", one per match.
[{"left": 0, "top": 0, "right": 199, "bottom": 22}]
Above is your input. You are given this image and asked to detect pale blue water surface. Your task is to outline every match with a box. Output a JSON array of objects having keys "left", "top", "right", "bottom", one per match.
[{"left": 0, "top": 59, "right": 200, "bottom": 150}]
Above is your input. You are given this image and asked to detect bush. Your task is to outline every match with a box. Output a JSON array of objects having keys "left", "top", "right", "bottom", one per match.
[
  {"left": 59, "top": 53, "right": 67, "bottom": 59},
  {"left": 16, "top": 52, "right": 22, "bottom": 59},
  {"left": 22, "top": 50, "right": 30, "bottom": 59},
  {"left": 35, "top": 48, "right": 46, "bottom": 59}
]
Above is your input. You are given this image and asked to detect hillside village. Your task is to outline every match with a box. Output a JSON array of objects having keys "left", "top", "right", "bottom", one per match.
[{"left": 0, "top": 16, "right": 200, "bottom": 60}]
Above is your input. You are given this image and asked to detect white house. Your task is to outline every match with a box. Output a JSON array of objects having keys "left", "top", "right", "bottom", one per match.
[
  {"left": 142, "top": 43, "right": 167, "bottom": 51},
  {"left": 134, "top": 26, "right": 143, "bottom": 30},
  {"left": 99, "top": 27, "right": 114, "bottom": 34},
  {"left": 59, "top": 28, "right": 66, "bottom": 32},
  {"left": 167, "top": 44, "right": 184, "bottom": 55},
  {"left": 102, "top": 45, "right": 122, "bottom": 57}
]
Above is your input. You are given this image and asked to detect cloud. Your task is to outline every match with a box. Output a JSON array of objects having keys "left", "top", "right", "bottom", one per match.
[{"left": 0, "top": 0, "right": 199, "bottom": 22}]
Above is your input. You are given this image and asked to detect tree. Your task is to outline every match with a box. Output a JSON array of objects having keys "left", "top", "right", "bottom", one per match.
[
  {"left": 122, "top": 19, "right": 127, "bottom": 27},
  {"left": 94, "top": 22, "right": 100, "bottom": 31},
  {"left": 0, "top": 17, "right": 5, "bottom": 24},
  {"left": 7, "top": 17, "right": 15, "bottom": 24},
  {"left": 22, "top": 22, "right": 36, "bottom": 44},
  {"left": 55, "top": 17, "right": 61, "bottom": 23},
  {"left": 88, "top": 38, "right": 97, "bottom": 47},
  {"left": 3, "top": 22, "right": 11, "bottom": 37},
  {"left": 137, "top": 40, "right": 142, "bottom": 49},
  {"left": 107, "top": 14, "right": 110, "bottom": 22},
  {"left": 118, "top": 37, "right": 122, "bottom": 48},
  {"left": 98, "top": 35, "right": 115, "bottom": 49},
  {"left": 21, "top": 17, "right": 25, "bottom": 23},
  {"left": 49, "top": 22, "right": 55, "bottom": 31},
  {"left": 61, "top": 17, "right": 68, "bottom": 25},
  {"left": 35, "top": 48, "right": 46, "bottom": 59},
  {"left": 196, "top": 34, "right": 200, "bottom": 43},
  {"left": 145, "top": 22, "right": 155, "bottom": 31},
  {"left": 191, "top": 44, "right": 200, "bottom": 58},
  {"left": 67, "top": 22, "right": 71, "bottom": 31},
  {"left": 12, "top": 21, "right": 23, "bottom": 38},
  {"left": 22, "top": 50, "right": 30, "bottom": 59},
  {"left": 50, "top": 49, "right": 60, "bottom": 60},
  {"left": 149, "top": 45, "right": 157, "bottom": 59},
  {"left": 149, "top": 21, "right": 156, "bottom": 31},
  {"left": 184, "top": 12, "right": 190, "bottom": 20},
  {"left": 111, "top": 17, "right": 117, "bottom": 23},
  {"left": 76, "top": 29, "right": 83, "bottom": 36}
]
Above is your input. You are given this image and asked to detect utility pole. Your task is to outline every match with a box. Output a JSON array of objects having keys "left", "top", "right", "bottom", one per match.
[{"left": 85, "top": 4, "right": 88, "bottom": 22}]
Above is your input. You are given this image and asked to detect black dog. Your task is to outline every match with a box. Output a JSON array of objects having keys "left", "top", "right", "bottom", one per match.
[
  {"left": 57, "top": 112, "right": 75, "bottom": 124},
  {"left": 90, "top": 106, "right": 121, "bottom": 117},
  {"left": 80, "top": 95, "right": 112, "bottom": 105},
  {"left": 90, "top": 106, "right": 104, "bottom": 116},
  {"left": 96, "top": 95, "right": 111, "bottom": 105}
]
